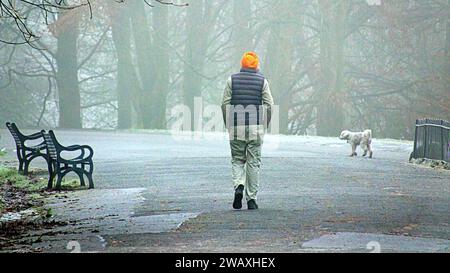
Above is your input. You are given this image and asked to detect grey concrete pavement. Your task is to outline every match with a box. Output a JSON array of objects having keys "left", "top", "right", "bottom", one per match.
[{"left": 0, "top": 129, "right": 449, "bottom": 252}]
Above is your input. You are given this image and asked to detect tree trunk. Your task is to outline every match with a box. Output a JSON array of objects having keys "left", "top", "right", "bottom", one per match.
[
  {"left": 263, "top": 0, "right": 298, "bottom": 134},
  {"left": 151, "top": 5, "right": 169, "bottom": 129},
  {"left": 130, "top": 0, "right": 155, "bottom": 129},
  {"left": 445, "top": 0, "right": 450, "bottom": 80},
  {"left": 316, "top": 0, "right": 349, "bottom": 136},
  {"left": 109, "top": 2, "right": 136, "bottom": 129},
  {"left": 55, "top": 13, "right": 82, "bottom": 129},
  {"left": 445, "top": 0, "right": 450, "bottom": 115},
  {"left": 182, "top": 0, "right": 210, "bottom": 130}
]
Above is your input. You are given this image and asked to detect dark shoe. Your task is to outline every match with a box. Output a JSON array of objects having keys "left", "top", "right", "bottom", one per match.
[
  {"left": 247, "top": 199, "right": 258, "bottom": 210},
  {"left": 233, "top": 185, "right": 244, "bottom": 210}
]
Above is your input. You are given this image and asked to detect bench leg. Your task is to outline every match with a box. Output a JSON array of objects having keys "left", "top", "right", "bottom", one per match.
[
  {"left": 82, "top": 161, "right": 94, "bottom": 189},
  {"left": 23, "top": 160, "right": 30, "bottom": 176},
  {"left": 18, "top": 160, "right": 24, "bottom": 174},
  {"left": 16, "top": 149, "right": 24, "bottom": 174},
  {"left": 78, "top": 168, "right": 93, "bottom": 189},
  {"left": 79, "top": 164, "right": 86, "bottom": 187},
  {"left": 55, "top": 165, "right": 64, "bottom": 190},
  {"left": 87, "top": 174, "right": 94, "bottom": 189},
  {"left": 47, "top": 162, "right": 54, "bottom": 189},
  {"left": 87, "top": 162, "right": 94, "bottom": 189},
  {"left": 48, "top": 172, "right": 55, "bottom": 189},
  {"left": 77, "top": 170, "right": 86, "bottom": 187},
  {"left": 56, "top": 174, "right": 63, "bottom": 190}
]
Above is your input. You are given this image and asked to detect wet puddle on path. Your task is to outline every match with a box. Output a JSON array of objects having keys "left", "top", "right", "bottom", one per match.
[{"left": 27, "top": 188, "right": 200, "bottom": 252}]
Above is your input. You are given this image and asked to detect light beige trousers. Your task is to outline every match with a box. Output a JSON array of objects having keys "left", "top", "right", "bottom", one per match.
[{"left": 229, "top": 126, "right": 264, "bottom": 201}]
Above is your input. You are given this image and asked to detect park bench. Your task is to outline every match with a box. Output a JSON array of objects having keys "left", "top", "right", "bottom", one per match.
[
  {"left": 41, "top": 130, "right": 94, "bottom": 189},
  {"left": 5, "top": 122, "right": 49, "bottom": 176}
]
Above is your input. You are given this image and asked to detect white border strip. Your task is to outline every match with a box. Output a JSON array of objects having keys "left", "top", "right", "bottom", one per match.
[{"left": 416, "top": 124, "right": 450, "bottom": 130}]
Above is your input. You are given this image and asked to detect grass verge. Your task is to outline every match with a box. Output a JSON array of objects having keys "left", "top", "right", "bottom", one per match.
[{"left": 0, "top": 165, "right": 87, "bottom": 251}]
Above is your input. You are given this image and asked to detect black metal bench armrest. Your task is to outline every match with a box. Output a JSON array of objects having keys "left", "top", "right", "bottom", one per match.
[
  {"left": 58, "top": 145, "right": 93, "bottom": 161},
  {"left": 25, "top": 142, "right": 47, "bottom": 151},
  {"left": 58, "top": 157, "right": 92, "bottom": 164},
  {"left": 79, "top": 145, "right": 94, "bottom": 160},
  {"left": 67, "top": 145, "right": 80, "bottom": 149},
  {"left": 24, "top": 132, "right": 45, "bottom": 140}
]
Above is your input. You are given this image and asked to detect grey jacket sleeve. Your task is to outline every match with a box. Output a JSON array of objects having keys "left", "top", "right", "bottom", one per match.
[
  {"left": 262, "top": 79, "right": 274, "bottom": 106},
  {"left": 262, "top": 79, "right": 274, "bottom": 126},
  {"left": 221, "top": 77, "right": 232, "bottom": 127}
]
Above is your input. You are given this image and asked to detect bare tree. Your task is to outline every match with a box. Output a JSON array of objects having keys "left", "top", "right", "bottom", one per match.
[{"left": 0, "top": 0, "right": 92, "bottom": 46}]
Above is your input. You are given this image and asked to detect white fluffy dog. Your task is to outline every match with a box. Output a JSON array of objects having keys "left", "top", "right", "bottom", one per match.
[{"left": 339, "top": 129, "right": 373, "bottom": 158}]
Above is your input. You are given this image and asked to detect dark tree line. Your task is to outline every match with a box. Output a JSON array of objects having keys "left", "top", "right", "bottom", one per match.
[{"left": 1, "top": 0, "right": 449, "bottom": 139}]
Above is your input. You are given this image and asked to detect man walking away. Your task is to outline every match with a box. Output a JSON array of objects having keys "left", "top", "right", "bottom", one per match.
[{"left": 221, "top": 52, "right": 274, "bottom": 210}]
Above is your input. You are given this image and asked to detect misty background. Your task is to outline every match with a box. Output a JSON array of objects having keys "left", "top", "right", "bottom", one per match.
[{"left": 0, "top": 0, "right": 449, "bottom": 139}]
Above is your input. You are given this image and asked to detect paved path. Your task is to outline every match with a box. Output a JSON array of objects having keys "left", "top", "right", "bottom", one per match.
[{"left": 0, "top": 129, "right": 449, "bottom": 252}]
